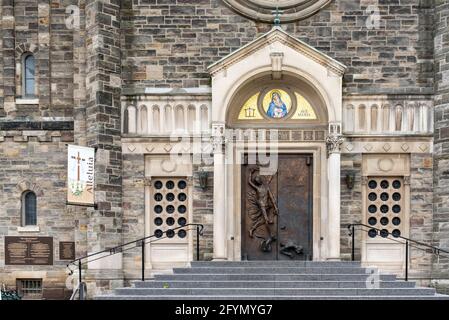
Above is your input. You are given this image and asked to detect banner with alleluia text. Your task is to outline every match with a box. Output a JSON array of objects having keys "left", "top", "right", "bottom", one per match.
[{"left": 67, "top": 145, "right": 95, "bottom": 205}]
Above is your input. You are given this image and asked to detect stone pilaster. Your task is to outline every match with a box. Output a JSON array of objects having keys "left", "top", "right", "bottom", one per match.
[
  {"left": 433, "top": 0, "right": 449, "bottom": 277},
  {"left": 1, "top": 0, "right": 14, "bottom": 116},
  {"left": 85, "top": 0, "right": 123, "bottom": 295},
  {"left": 72, "top": 0, "right": 89, "bottom": 265},
  {"left": 0, "top": 2, "right": 3, "bottom": 115},
  {"left": 38, "top": 0, "right": 51, "bottom": 115},
  {"left": 326, "top": 124, "right": 343, "bottom": 260},
  {"left": 212, "top": 122, "right": 227, "bottom": 260}
]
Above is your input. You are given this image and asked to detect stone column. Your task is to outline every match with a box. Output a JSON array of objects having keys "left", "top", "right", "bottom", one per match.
[
  {"left": 212, "top": 122, "right": 227, "bottom": 260},
  {"left": 326, "top": 126, "right": 344, "bottom": 261},
  {"left": 85, "top": 0, "right": 123, "bottom": 295},
  {"left": 1, "top": 0, "right": 15, "bottom": 116},
  {"left": 433, "top": 0, "right": 449, "bottom": 273},
  {"left": 38, "top": 0, "right": 50, "bottom": 114}
]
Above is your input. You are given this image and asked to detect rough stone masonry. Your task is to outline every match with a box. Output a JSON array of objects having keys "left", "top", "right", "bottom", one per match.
[{"left": 0, "top": 0, "right": 448, "bottom": 298}]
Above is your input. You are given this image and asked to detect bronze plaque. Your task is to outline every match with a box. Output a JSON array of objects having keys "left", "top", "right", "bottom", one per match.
[
  {"left": 241, "top": 154, "right": 313, "bottom": 260},
  {"left": 59, "top": 241, "right": 75, "bottom": 260},
  {"left": 5, "top": 236, "right": 53, "bottom": 265}
]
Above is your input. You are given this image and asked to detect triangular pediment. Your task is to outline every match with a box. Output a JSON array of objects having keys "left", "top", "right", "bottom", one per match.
[{"left": 207, "top": 26, "right": 347, "bottom": 77}]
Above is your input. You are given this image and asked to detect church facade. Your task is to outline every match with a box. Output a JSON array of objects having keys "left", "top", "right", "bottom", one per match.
[{"left": 1, "top": 0, "right": 449, "bottom": 299}]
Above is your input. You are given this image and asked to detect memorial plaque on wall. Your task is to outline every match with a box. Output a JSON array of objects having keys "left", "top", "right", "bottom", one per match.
[
  {"left": 5, "top": 236, "right": 53, "bottom": 265},
  {"left": 59, "top": 241, "right": 75, "bottom": 260}
]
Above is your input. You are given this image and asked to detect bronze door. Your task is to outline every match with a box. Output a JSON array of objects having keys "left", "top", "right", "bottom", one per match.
[{"left": 241, "top": 154, "right": 313, "bottom": 260}]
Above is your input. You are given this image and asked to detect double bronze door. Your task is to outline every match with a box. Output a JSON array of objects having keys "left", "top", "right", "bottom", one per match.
[{"left": 241, "top": 154, "right": 313, "bottom": 260}]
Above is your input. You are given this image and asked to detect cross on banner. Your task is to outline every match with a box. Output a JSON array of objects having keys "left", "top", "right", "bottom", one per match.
[{"left": 71, "top": 151, "right": 85, "bottom": 181}]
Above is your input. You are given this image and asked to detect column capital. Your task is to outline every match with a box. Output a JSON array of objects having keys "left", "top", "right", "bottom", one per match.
[{"left": 326, "top": 134, "right": 344, "bottom": 156}]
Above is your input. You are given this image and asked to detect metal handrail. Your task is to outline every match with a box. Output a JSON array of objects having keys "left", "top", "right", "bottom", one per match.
[
  {"left": 347, "top": 223, "right": 449, "bottom": 281},
  {"left": 66, "top": 223, "right": 204, "bottom": 298},
  {"left": 70, "top": 281, "right": 87, "bottom": 300}
]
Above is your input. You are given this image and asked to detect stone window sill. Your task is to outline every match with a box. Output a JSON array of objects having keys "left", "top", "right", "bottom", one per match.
[
  {"left": 16, "top": 98, "right": 39, "bottom": 105},
  {"left": 17, "top": 226, "right": 40, "bottom": 233}
]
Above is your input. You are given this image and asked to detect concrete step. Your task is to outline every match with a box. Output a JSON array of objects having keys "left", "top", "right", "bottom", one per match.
[
  {"left": 190, "top": 261, "right": 362, "bottom": 267},
  {"left": 94, "top": 261, "right": 448, "bottom": 300},
  {"left": 113, "top": 287, "right": 436, "bottom": 296},
  {"left": 133, "top": 280, "right": 415, "bottom": 289},
  {"left": 174, "top": 267, "right": 371, "bottom": 274},
  {"left": 95, "top": 295, "right": 449, "bottom": 300},
  {"left": 154, "top": 273, "right": 398, "bottom": 281}
]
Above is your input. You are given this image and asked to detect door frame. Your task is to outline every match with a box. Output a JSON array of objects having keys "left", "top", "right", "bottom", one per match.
[{"left": 225, "top": 142, "right": 328, "bottom": 261}]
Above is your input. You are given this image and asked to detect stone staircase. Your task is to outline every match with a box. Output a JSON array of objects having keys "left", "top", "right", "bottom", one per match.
[{"left": 95, "top": 261, "right": 449, "bottom": 300}]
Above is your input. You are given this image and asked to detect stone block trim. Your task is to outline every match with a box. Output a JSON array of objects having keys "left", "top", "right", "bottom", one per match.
[{"left": 0, "top": 130, "right": 74, "bottom": 143}]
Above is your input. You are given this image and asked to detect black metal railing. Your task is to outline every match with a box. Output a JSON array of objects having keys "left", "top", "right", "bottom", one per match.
[
  {"left": 67, "top": 223, "right": 204, "bottom": 299},
  {"left": 347, "top": 223, "right": 449, "bottom": 281}
]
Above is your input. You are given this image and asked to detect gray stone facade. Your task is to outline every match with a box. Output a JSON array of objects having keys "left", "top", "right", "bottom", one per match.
[
  {"left": 433, "top": 0, "right": 449, "bottom": 279},
  {"left": 0, "top": 0, "right": 448, "bottom": 298}
]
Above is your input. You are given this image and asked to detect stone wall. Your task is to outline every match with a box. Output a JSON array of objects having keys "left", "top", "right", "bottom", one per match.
[
  {"left": 0, "top": 0, "right": 75, "bottom": 119},
  {"left": 340, "top": 151, "right": 434, "bottom": 277},
  {"left": 432, "top": 0, "right": 449, "bottom": 281},
  {"left": 340, "top": 153, "right": 363, "bottom": 260},
  {"left": 409, "top": 153, "right": 434, "bottom": 277},
  {"left": 121, "top": 0, "right": 434, "bottom": 95},
  {"left": 121, "top": 152, "right": 145, "bottom": 281},
  {"left": 0, "top": 133, "right": 74, "bottom": 299},
  {"left": 0, "top": 0, "right": 448, "bottom": 298},
  {"left": 83, "top": 0, "right": 124, "bottom": 297},
  {"left": 192, "top": 164, "right": 214, "bottom": 261}
]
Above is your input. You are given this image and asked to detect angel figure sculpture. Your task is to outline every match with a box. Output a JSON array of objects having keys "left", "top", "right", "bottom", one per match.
[{"left": 247, "top": 168, "right": 279, "bottom": 251}]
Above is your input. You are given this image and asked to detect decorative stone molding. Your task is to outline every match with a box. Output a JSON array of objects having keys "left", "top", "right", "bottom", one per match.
[
  {"left": 270, "top": 52, "right": 284, "bottom": 80},
  {"left": 211, "top": 122, "right": 226, "bottom": 153},
  {"left": 15, "top": 43, "right": 39, "bottom": 56},
  {"left": 342, "top": 95, "right": 433, "bottom": 136},
  {"left": 15, "top": 43, "right": 39, "bottom": 100},
  {"left": 16, "top": 180, "right": 44, "bottom": 196},
  {"left": 363, "top": 154, "right": 410, "bottom": 177},
  {"left": 122, "top": 128, "right": 328, "bottom": 154},
  {"left": 361, "top": 176, "right": 368, "bottom": 186},
  {"left": 143, "top": 177, "right": 152, "bottom": 186},
  {"left": 146, "top": 155, "right": 193, "bottom": 178},
  {"left": 0, "top": 130, "right": 74, "bottom": 143},
  {"left": 122, "top": 94, "right": 211, "bottom": 136},
  {"left": 404, "top": 176, "right": 411, "bottom": 185},
  {"left": 341, "top": 140, "right": 433, "bottom": 154},
  {"left": 222, "top": 0, "right": 332, "bottom": 23},
  {"left": 326, "top": 134, "right": 344, "bottom": 156}
]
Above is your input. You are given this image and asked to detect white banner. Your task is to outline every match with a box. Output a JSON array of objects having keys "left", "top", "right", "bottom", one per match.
[{"left": 67, "top": 145, "right": 95, "bottom": 205}]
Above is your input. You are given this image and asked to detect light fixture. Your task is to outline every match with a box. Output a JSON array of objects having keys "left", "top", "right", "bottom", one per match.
[
  {"left": 345, "top": 172, "right": 355, "bottom": 189},
  {"left": 198, "top": 169, "right": 209, "bottom": 190}
]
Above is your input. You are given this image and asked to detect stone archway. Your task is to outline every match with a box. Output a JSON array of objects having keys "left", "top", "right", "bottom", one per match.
[{"left": 207, "top": 27, "right": 346, "bottom": 261}]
